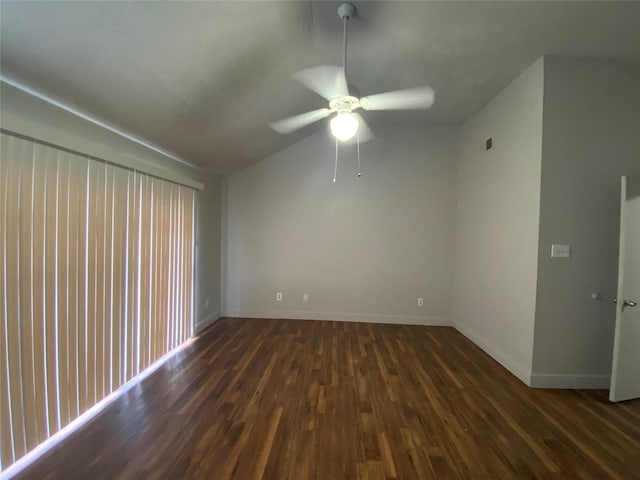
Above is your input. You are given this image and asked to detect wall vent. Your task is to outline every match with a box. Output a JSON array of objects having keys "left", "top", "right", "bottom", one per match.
[{"left": 485, "top": 137, "right": 493, "bottom": 151}]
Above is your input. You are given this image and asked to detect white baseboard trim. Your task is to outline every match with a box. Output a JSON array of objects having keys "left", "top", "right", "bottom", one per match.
[
  {"left": 222, "top": 309, "right": 452, "bottom": 326},
  {"left": 195, "top": 311, "right": 220, "bottom": 334},
  {"left": 453, "top": 321, "right": 532, "bottom": 386},
  {"left": 529, "top": 373, "right": 611, "bottom": 389}
]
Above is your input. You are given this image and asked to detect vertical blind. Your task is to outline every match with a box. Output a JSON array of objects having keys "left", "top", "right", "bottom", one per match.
[{"left": 0, "top": 132, "right": 195, "bottom": 471}]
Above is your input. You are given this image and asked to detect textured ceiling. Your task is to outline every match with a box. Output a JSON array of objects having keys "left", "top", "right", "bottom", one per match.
[{"left": 2, "top": 1, "right": 640, "bottom": 174}]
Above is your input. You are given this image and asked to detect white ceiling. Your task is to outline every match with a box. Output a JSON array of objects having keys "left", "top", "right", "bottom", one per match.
[{"left": 2, "top": 1, "right": 640, "bottom": 174}]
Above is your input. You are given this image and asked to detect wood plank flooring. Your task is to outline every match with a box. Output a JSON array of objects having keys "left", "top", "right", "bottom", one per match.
[{"left": 13, "top": 318, "right": 640, "bottom": 479}]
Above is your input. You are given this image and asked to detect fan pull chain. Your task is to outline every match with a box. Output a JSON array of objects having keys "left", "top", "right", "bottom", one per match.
[
  {"left": 356, "top": 133, "right": 362, "bottom": 177},
  {"left": 333, "top": 138, "right": 339, "bottom": 183}
]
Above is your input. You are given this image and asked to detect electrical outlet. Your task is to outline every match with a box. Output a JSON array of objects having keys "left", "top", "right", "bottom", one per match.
[
  {"left": 303, "top": 293, "right": 309, "bottom": 302},
  {"left": 276, "top": 292, "right": 283, "bottom": 302},
  {"left": 205, "top": 298, "right": 210, "bottom": 309},
  {"left": 418, "top": 298, "right": 424, "bottom": 307}
]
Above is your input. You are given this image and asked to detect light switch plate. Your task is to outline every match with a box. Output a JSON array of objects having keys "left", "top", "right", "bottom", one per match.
[{"left": 551, "top": 244, "right": 571, "bottom": 258}]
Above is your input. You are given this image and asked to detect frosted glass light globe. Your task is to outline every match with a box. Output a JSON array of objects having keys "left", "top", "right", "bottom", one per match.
[{"left": 330, "top": 112, "right": 359, "bottom": 141}]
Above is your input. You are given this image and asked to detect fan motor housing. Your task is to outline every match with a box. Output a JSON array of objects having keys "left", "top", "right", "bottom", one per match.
[{"left": 329, "top": 95, "right": 360, "bottom": 113}]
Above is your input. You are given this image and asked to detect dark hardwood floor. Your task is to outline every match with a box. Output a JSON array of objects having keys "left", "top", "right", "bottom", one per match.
[{"left": 13, "top": 318, "right": 640, "bottom": 479}]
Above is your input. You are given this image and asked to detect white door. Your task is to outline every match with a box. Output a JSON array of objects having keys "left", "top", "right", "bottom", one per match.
[{"left": 610, "top": 176, "right": 640, "bottom": 402}]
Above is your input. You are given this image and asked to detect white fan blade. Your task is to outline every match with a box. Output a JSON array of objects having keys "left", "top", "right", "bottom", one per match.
[
  {"left": 270, "top": 108, "right": 331, "bottom": 134},
  {"left": 353, "top": 113, "right": 374, "bottom": 143},
  {"left": 292, "top": 65, "right": 349, "bottom": 101},
  {"left": 360, "top": 86, "right": 434, "bottom": 111}
]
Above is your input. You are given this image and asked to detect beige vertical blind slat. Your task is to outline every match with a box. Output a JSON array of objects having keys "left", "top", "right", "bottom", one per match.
[
  {"left": 134, "top": 173, "right": 145, "bottom": 378},
  {"left": 67, "top": 158, "right": 86, "bottom": 420},
  {"left": 163, "top": 185, "right": 170, "bottom": 360},
  {"left": 19, "top": 143, "right": 38, "bottom": 451},
  {"left": 86, "top": 161, "right": 98, "bottom": 409},
  {"left": 125, "top": 173, "right": 139, "bottom": 382},
  {"left": 161, "top": 184, "right": 170, "bottom": 360},
  {"left": 174, "top": 189, "right": 181, "bottom": 348},
  {"left": 0, "top": 140, "right": 9, "bottom": 468},
  {"left": 166, "top": 185, "right": 180, "bottom": 349},
  {"left": 187, "top": 188, "right": 194, "bottom": 342},
  {"left": 77, "top": 159, "right": 89, "bottom": 417},
  {"left": 139, "top": 175, "right": 150, "bottom": 373},
  {"left": 102, "top": 165, "right": 113, "bottom": 396},
  {"left": 155, "top": 181, "right": 162, "bottom": 364},
  {"left": 96, "top": 161, "right": 107, "bottom": 403},
  {"left": 154, "top": 184, "right": 162, "bottom": 363},
  {"left": 150, "top": 181, "right": 159, "bottom": 360},
  {"left": 0, "top": 132, "right": 195, "bottom": 472},
  {"left": 57, "top": 158, "right": 71, "bottom": 430},
  {"left": 62, "top": 159, "right": 74, "bottom": 422},
  {"left": 187, "top": 190, "right": 194, "bottom": 341},
  {"left": 111, "top": 166, "right": 130, "bottom": 391},
  {"left": 1, "top": 138, "right": 16, "bottom": 467},
  {"left": 31, "top": 144, "right": 50, "bottom": 442},
  {"left": 5, "top": 137, "right": 28, "bottom": 461},
  {"left": 171, "top": 188, "right": 178, "bottom": 349},
  {"left": 146, "top": 177, "right": 155, "bottom": 367},
  {"left": 175, "top": 187, "right": 181, "bottom": 347},
  {"left": 176, "top": 189, "right": 183, "bottom": 347},
  {"left": 172, "top": 186, "right": 179, "bottom": 347},
  {"left": 168, "top": 189, "right": 175, "bottom": 351},
  {"left": 150, "top": 182, "right": 159, "bottom": 365},
  {"left": 148, "top": 177, "right": 155, "bottom": 368},
  {"left": 181, "top": 191, "right": 186, "bottom": 341},
  {"left": 177, "top": 187, "right": 185, "bottom": 346},
  {"left": 176, "top": 186, "right": 184, "bottom": 348},
  {"left": 43, "top": 146, "right": 60, "bottom": 439},
  {"left": 137, "top": 175, "right": 145, "bottom": 374},
  {"left": 168, "top": 185, "right": 175, "bottom": 351}
]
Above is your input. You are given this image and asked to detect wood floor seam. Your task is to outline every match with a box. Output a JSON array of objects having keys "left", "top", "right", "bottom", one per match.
[{"left": 12, "top": 317, "right": 640, "bottom": 480}]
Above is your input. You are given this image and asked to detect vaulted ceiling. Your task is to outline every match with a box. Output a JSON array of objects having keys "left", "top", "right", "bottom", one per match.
[{"left": 2, "top": 1, "right": 640, "bottom": 174}]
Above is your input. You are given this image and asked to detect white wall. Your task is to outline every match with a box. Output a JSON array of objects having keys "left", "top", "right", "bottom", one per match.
[
  {"left": 222, "top": 125, "right": 458, "bottom": 325},
  {"left": 0, "top": 82, "right": 222, "bottom": 329},
  {"left": 195, "top": 172, "right": 222, "bottom": 332},
  {"left": 531, "top": 57, "right": 640, "bottom": 388},
  {"left": 453, "top": 58, "right": 544, "bottom": 384}
]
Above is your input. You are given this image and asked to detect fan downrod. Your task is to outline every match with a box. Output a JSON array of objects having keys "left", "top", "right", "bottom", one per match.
[{"left": 338, "top": 2, "right": 356, "bottom": 20}]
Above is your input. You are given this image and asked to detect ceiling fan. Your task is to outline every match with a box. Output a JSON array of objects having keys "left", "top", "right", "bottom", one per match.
[{"left": 269, "top": 2, "right": 435, "bottom": 144}]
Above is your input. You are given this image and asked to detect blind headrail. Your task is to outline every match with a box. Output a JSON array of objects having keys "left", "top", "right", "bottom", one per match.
[{"left": 0, "top": 128, "right": 203, "bottom": 191}]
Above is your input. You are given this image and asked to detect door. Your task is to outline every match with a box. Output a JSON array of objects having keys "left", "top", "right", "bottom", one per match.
[{"left": 610, "top": 176, "right": 640, "bottom": 402}]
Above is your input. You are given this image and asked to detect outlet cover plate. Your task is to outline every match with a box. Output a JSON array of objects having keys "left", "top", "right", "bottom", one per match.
[{"left": 551, "top": 244, "right": 571, "bottom": 258}]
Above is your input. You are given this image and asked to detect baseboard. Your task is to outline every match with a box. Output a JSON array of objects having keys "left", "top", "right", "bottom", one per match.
[
  {"left": 195, "top": 311, "right": 220, "bottom": 334},
  {"left": 222, "top": 309, "right": 452, "bottom": 326},
  {"left": 453, "top": 321, "right": 532, "bottom": 386},
  {"left": 529, "top": 373, "right": 611, "bottom": 389}
]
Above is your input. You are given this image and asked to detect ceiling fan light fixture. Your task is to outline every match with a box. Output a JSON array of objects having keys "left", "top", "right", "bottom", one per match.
[
  {"left": 270, "top": 1, "right": 434, "bottom": 153},
  {"left": 330, "top": 111, "right": 359, "bottom": 141}
]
